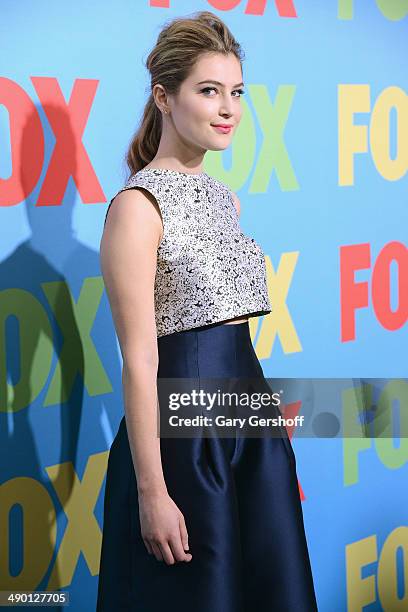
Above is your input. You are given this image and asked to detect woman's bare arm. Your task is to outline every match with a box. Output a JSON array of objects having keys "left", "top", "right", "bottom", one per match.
[
  {"left": 100, "top": 187, "right": 192, "bottom": 564},
  {"left": 101, "top": 187, "right": 165, "bottom": 494}
]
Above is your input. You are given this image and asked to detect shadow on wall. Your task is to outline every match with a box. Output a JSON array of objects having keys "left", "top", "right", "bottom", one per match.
[{"left": 0, "top": 102, "right": 122, "bottom": 609}]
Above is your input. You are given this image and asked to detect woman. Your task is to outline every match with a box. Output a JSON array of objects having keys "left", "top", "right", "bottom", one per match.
[{"left": 97, "top": 10, "right": 317, "bottom": 612}]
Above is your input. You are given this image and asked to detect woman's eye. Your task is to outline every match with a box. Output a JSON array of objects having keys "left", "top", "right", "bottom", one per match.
[
  {"left": 200, "top": 87, "right": 245, "bottom": 97},
  {"left": 201, "top": 87, "right": 217, "bottom": 96}
]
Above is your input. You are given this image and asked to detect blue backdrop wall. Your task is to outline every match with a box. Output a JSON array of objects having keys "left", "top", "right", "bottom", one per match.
[{"left": 1, "top": 1, "right": 407, "bottom": 610}]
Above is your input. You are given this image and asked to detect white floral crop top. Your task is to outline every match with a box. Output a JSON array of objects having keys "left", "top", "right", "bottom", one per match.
[{"left": 105, "top": 168, "right": 271, "bottom": 337}]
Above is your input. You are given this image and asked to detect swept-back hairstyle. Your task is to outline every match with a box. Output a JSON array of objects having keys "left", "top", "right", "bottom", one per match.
[{"left": 126, "top": 10, "right": 245, "bottom": 175}]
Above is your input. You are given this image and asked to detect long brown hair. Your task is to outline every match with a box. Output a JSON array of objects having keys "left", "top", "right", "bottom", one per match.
[{"left": 126, "top": 10, "right": 245, "bottom": 175}]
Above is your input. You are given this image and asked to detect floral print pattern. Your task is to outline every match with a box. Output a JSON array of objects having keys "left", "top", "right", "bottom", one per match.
[{"left": 106, "top": 168, "right": 271, "bottom": 337}]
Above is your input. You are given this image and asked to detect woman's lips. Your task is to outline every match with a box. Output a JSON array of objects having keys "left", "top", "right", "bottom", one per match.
[{"left": 212, "top": 125, "right": 232, "bottom": 134}]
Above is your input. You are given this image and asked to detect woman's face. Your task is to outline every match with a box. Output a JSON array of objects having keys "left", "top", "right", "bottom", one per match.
[{"left": 164, "top": 52, "right": 244, "bottom": 153}]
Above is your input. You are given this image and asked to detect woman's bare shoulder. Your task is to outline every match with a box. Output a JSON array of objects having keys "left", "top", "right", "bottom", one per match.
[{"left": 102, "top": 187, "right": 163, "bottom": 248}]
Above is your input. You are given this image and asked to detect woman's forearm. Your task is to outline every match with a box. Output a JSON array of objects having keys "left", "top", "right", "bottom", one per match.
[{"left": 122, "top": 361, "right": 167, "bottom": 496}]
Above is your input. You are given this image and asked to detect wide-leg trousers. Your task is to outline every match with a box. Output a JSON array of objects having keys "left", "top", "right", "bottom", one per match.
[{"left": 96, "top": 321, "right": 318, "bottom": 611}]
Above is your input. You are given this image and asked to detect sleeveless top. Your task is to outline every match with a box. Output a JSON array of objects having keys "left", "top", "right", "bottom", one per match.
[{"left": 105, "top": 168, "right": 271, "bottom": 337}]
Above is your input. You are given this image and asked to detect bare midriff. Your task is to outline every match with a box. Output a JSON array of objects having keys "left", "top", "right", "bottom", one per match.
[{"left": 222, "top": 315, "right": 249, "bottom": 325}]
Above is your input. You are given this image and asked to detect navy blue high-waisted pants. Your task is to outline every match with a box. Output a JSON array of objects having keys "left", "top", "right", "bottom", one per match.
[{"left": 96, "top": 321, "right": 318, "bottom": 611}]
